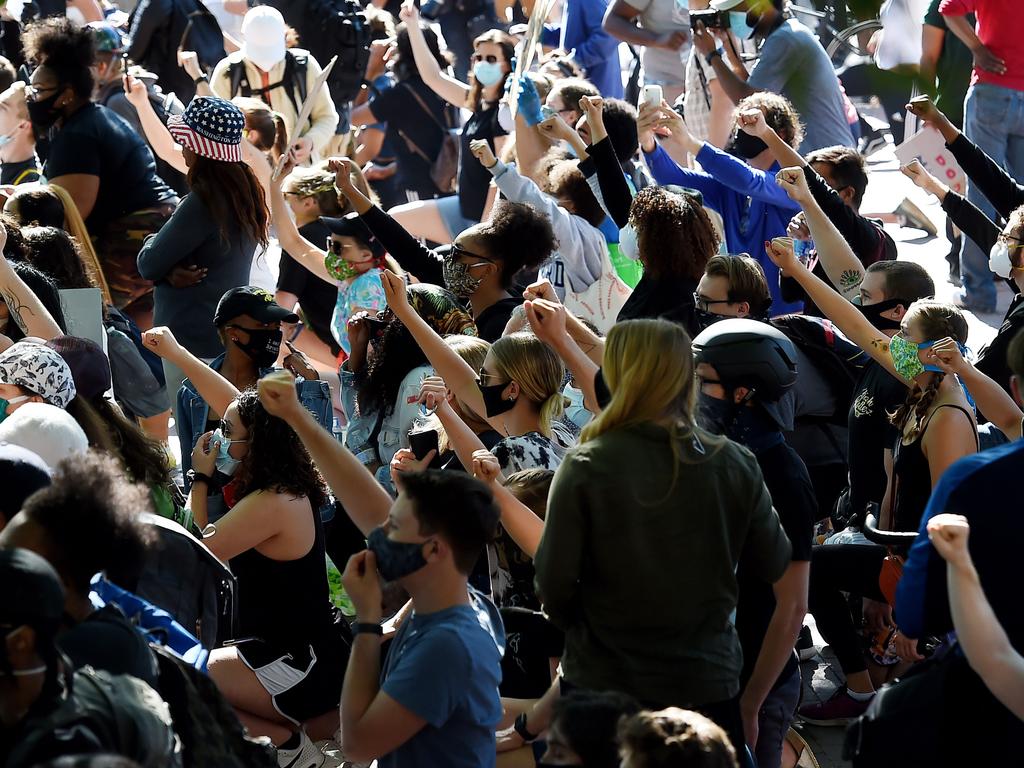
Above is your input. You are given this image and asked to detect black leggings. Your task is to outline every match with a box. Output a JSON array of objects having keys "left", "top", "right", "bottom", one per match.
[{"left": 807, "top": 544, "right": 887, "bottom": 676}]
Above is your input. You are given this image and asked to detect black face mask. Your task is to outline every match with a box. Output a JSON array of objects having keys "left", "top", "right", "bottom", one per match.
[
  {"left": 479, "top": 380, "right": 516, "bottom": 418},
  {"left": 698, "top": 392, "right": 783, "bottom": 453},
  {"left": 855, "top": 297, "right": 904, "bottom": 332},
  {"left": 231, "top": 327, "right": 283, "bottom": 369},
  {"left": 727, "top": 130, "right": 769, "bottom": 160},
  {"left": 695, "top": 308, "right": 727, "bottom": 332},
  {"left": 594, "top": 367, "right": 612, "bottom": 410},
  {"left": 27, "top": 91, "right": 62, "bottom": 131}
]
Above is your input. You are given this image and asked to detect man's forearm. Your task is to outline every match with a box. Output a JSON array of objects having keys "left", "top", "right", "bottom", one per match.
[
  {"left": 341, "top": 634, "right": 384, "bottom": 738},
  {"left": 602, "top": 12, "right": 662, "bottom": 47},
  {"left": 709, "top": 55, "right": 756, "bottom": 104}
]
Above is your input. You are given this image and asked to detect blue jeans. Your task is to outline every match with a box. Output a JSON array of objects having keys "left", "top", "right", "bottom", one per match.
[
  {"left": 961, "top": 82, "right": 1024, "bottom": 309},
  {"left": 755, "top": 665, "right": 802, "bottom": 768}
]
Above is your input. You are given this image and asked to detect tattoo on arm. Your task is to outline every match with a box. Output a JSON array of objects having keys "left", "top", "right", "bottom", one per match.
[
  {"left": 869, "top": 337, "right": 890, "bottom": 354},
  {"left": 839, "top": 269, "right": 863, "bottom": 291},
  {"left": 1, "top": 288, "right": 32, "bottom": 335}
]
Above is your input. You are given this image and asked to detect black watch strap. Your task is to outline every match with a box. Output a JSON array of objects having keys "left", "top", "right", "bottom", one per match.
[
  {"left": 194, "top": 74, "right": 208, "bottom": 84},
  {"left": 352, "top": 622, "right": 383, "bottom": 636},
  {"left": 705, "top": 48, "right": 723, "bottom": 64},
  {"left": 514, "top": 712, "right": 538, "bottom": 743}
]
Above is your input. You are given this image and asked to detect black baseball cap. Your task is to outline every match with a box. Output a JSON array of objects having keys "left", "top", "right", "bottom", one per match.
[
  {"left": 214, "top": 286, "right": 299, "bottom": 327},
  {"left": 320, "top": 213, "right": 385, "bottom": 258},
  {"left": 0, "top": 548, "right": 65, "bottom": 631},
  {"left": 0, "top": 442, "right": 51, "bottom": 524}
]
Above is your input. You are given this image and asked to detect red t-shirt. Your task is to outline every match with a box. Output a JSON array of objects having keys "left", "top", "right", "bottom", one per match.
[{"left": 940, "top": 0, "right": 1024, "bottom": 91}]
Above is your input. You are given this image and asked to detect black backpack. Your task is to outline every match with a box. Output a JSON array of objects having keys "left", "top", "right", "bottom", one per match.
[
  {"left": 176, "top": 1, "right": 226, "bottom": 72},
  {"left": 229, "top": 49, "right": 309, "bottom": 118},
  {"left": 771, "top": 313, "right": 870, "bottom": 425}
]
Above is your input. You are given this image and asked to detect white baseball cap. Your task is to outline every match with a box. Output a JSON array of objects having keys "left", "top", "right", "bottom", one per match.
[
  {"left": 241, "top": 6, "right": 287, "bottom": 72},
  {"left": 0, "top": 402, "right": 88, "bottom": 469},
  {"left": 710, "top": 0, "right": 746, "bottom": 10}
]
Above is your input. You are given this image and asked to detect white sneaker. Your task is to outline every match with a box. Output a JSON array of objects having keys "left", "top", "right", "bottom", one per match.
[{"left": 277, "top": 731, "right": 325, "bottom": 768}]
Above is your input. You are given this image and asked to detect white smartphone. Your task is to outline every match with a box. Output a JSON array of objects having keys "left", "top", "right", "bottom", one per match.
[{"left": 639, "top": 84, "right": 663, "bottom": 109}]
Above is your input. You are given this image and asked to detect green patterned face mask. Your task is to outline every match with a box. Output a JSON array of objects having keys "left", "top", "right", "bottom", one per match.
[{"left": 889, "top": 333, "right": 928, "bottom": 380}]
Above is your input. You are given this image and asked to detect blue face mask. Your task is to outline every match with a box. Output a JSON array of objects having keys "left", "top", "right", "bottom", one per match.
[
  {"left": 618, "top": 224, "right": 640, "bottom": 261},
  {"left": 212, "top": 428, "right": 246, "bottom": 476},
  {"left": 0, "top": 395, "right": 30, "bottom": 425},
  {"left": 729, "top": 11, "right": 756, "bottom": 39},
  {"left": 473, "top": 60, "right": 504, "bottom": 88}
]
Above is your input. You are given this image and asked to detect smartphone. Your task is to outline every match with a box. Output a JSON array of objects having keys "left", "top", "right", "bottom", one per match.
[
  {"left": 639, "top": 84, "right": 663, "bottom": 109},
  {"left": 408, "top": 428, "right": 440, "bottom": 462}
]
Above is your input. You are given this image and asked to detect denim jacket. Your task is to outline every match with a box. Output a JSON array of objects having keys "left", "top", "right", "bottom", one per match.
[{"left": 177, "top": 354, "right": 333, "bottom": 520}]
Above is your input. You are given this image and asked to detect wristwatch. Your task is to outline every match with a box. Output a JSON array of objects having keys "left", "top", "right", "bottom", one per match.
[
  {"left": 705, "top": 48, "right": 724, "bottom": 65},
  {"left": 352, "top": 622, "right": 383, "bottom": 637},
  {"left": 513, "top": 712, "right": 538, "bottom": 743},
  {"left": 193, "top": 73, "right": 208, "bottom": 85},
  {"left": 187, "top": 469, "right": 214, "bottom": 486}
]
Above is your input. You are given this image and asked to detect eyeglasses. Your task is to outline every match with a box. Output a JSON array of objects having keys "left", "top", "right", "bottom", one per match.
[
  {"left": 693, "top": 292, "right": 733, "bottom": 313},
  {"left": 478, "top": 368, "right": 506, "bottom": 386},
  {"left": 998, "top": 231, "right": 1024, "bottom": 249},
  {"left": 472, "top": 54, "right": 502, "bottom": 64},
  {"left": 25, "top": 83, "right": 58, "bottom": 101},
  {"left": 450, "top": 242, "right": 494, "bottom": 267},
  {"left": 326, "top": 237, "right": 357, "bottom": 256}
]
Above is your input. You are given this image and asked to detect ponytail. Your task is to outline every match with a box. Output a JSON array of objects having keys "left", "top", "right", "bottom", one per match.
[{"left": 538, "top": 391, "right": 565, "bottom": 437}]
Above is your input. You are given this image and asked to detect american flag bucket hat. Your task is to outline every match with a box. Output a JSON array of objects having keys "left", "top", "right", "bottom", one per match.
[{"left": 167, "top": 96, "right": 246, "bottom": 163}]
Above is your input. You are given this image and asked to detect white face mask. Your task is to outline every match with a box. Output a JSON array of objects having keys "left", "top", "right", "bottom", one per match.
[
  {"left": 989, "top": 240, "right": 1022, "bottom": 279},
  {"left": 618, "top": 224, "right": 640, "bottom": 261}
]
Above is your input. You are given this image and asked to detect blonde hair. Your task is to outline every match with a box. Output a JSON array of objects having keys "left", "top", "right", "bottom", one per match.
[
  {"left": 0, "top": 81, "right": 28, "bottom": 120},
  {"left": 491, "top": 332, "right": 565, "bottom": 437},
  {"left": 582, "top": 320, "right": 708, "bottom": 493},
  {"left": 433, "top": 335, "right": 491, "bottom": 453}
]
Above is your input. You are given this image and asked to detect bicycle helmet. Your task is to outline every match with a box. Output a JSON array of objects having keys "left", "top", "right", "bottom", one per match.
[
  {"left": 88, "top": 21, "right": 124, "bottom": 55},
  {"left": 692, "top": 318, "right": 798, "bottom": 402}
]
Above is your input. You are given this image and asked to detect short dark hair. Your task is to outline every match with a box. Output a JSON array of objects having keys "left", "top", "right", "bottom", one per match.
[
  {"left": 866, "top": 260, "right": 935, "bottom": 304},
  {"left": 549, "top": 77, "right": 599, "bottom": 113},
  {"left": 0, "top": 56, "right": 16, "bottom": 93},
  {"left": 618, "top": 707, "right": 738, "bottom": 768},
  {"left": 20, "top": 451, "right": 156, "bottom": 594},
  {"left": 401, "top": 470, "right": 500, "bottom": 575},
  {"left": 603, "top": 98, "right": 640, "bottom": 161},
  {"left": 704, "top": 254, "right": 772, "bottom": 316},
  {"left": 22, "top": 17, "right": 96, "bottom": 100},
  {"left": 806, "top": 145, "right": 869, "bottom": 208},
  {"left": 551, "top": 691, "right": 642, "bottom": 768}
]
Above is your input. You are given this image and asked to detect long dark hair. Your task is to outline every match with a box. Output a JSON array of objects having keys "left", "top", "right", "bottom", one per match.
[
  {"left": 232, "top": 388, "right": 327, "bottom": 509},
  {"left": 91, "top": 396, "right": 173, "bottom": 491},
  {"left": 188, "top": 156, "right": 269, "bottom": 250},
  {"left": 358, "top": 319, "right": 427, "bottom": 417},
  {"left": 467, "top": 29, "right": 515, "bottom": 111},
  {"left": 22, "top": 226, "right": 98, "bottom": 290},
  {"left": 394, "top": 23, "right": 448, "bottom": 82}
]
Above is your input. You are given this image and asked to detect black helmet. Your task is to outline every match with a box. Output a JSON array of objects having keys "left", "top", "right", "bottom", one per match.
[{"left": 691, "top": 318, "right": 798, "bottom": 402}]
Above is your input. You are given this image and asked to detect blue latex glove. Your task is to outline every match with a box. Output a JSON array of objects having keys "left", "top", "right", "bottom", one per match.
[{"left": 517, "top": 76, "right": 543, "bottom": 127}]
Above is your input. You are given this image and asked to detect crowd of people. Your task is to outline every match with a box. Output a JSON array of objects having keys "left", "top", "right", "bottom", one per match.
[{"left": 0, "top": 0, "right": 1021, "bottom": 767}]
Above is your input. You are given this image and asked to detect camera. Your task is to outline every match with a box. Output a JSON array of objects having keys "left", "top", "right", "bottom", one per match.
[{"left": 689, "top": 8, "right": 728, "bottom": 29}]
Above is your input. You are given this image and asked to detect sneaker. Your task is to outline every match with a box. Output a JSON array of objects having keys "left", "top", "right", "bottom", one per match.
[
  {"left": 951, "top": 290, "right": 996, "bottom": 315},
  {"left": 277, "top": 732, "right": 325, "bottom": 768},
  {"left": 796, "top": 625, "right": 818, "bottom": 662},
  {"left": 798, "top": 685, "right": 873, "bottom": 726}
]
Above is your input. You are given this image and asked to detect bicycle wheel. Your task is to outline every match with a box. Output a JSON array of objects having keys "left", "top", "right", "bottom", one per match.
[{"left": 826, "top": 19, "right": 883, "bottom": 59}]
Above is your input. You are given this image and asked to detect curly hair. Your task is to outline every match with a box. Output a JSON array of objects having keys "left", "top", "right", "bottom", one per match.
[
  {"left": 19, "top": 450, "right": 157, "bottom": 594},
  {"left": 618, "top": 707, "right": 738, "bottom": 768},
  {"left": 188, "top": 156, "right": 269, "bottom": 250},
  {"left": 476, "top": 200, "right": 558, "bottom": 289},
  {"left": 889, "top": 300, "right": 969, "bottom": 440},
  {"left": 735, "top": 91, "right": 804, "bottom": 150},
  {"left": 7, "top": 186, "right": 65, "bottom": 228},
  {"left": 629, "top": 187, "right": 720, "bottom": 280},
  {"left": 22, "top": 17, "right": 95, "bottom": 100},
  {"left": 231, "top": 388, "right": 327, "bottom": 509},
  {"left": 22, "top": 226, "right": 97, "bottom": 290},
  {"left": 538, "top": 153, "right": 606, "bottom": 228}
]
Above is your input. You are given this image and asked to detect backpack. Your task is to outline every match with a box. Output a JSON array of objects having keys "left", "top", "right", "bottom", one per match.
[
  {"left": 7, "top": 666, "right": 182, "bottom": 768},
  {"left": 151, "top": 645, "right": 278, "bottom": 768},
  {"left": 175, "top": 0, "right": 226, "bottom": 71},
  {"left": 770, "top": 314, "right": 870, "bottom": 425},
  {"left": 301, "top": 0, "right": 371, "bottom": 106},
  {"left": 229, "top": 49, "right": 309, "bottom": 120},
  {"left": 112, "top": 513, "right": 237, "bottom": 650}
]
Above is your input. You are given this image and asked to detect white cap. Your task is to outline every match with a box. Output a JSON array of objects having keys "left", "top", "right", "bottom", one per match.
[
  {"left": 0, "top": 402, "right": 88, "bottom": 469},
  {"left": 710, "top": 0, "right": 745, "bottom": 9},
  {"left": 241, "top": 6, "right": 287, "bottom": 73}
]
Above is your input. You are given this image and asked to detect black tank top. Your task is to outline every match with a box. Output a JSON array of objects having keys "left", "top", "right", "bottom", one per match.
[
  {"left": 892, "top": 404, "right": 977, "bottom": 533},
  {"left": 231, "top": 495, "right": 336, "bottom": 648}
]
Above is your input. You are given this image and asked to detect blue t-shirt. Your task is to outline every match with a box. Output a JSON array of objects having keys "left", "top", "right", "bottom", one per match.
[
  {"left": 747, "top": 18, "right": 854, "bottom": 153},
  {"left": 379, "top": 589, "right": 505, "bottom": 768},
  {"left": 895, "top": 437, "right": 1024, "bottom": 645}
]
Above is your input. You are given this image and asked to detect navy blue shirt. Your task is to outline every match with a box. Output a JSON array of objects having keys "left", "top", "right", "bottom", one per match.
[
  {"left": 540, "top": 0, "right": 623, "bottom": 99},
  {"left": 379, "top": 588, "right": 504, "bottom": 768},
  {"left": 896, "top": 437, "right": 1024, "bottom": 646}
]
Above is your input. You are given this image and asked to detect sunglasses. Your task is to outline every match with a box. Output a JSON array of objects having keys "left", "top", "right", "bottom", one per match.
[
  {"left": 326, "top": 237, "right": 358, "bottom": 256},
  {"left": 450, "top": 242, "right": 493, "bottom": 265},
  {"left": 472, "top": 53, "right": 502, "bottom": 64}
]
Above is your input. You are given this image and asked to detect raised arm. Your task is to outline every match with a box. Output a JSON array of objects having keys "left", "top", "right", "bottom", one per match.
[
  {"left": 142, "top": 327, "right": 239, "bottom": 417},
  {"left": 765, "top": 238, "right": 908, "bottom": 384},
  {"left": 929, "top": 338, "right": 1022, "bottom": 441},
  {"left": 471, "top": 449, "right": 544, "bottom": 558},
  {"left": 398, "top": 3, "right": 470, "bottom": 106},
  {"left": 580, "top": 95, "right": 633, "bottom": 228},
  {"left": 928, "top": 514, "right": 1024, "bottom": 721},
  {"left": 122, "top": 71, "right": 188, "bottom": 176},
  {"left": 380, "top": 269, "right": 488, "bottom": 417},
  {"left": 259, "top": 371, "right": 391, "bottom": 535},
  {"left": 0, "top": 233, "right": 61, "bottom": 340},
  {"left": 526, "top": 299, "right": 601, "bottom": 414},
  {"left": 267, "top": 159, "right": 336, "bottom": 285},
  {"left": 776, "top": 167, "right": 865, "bottom": 299}
]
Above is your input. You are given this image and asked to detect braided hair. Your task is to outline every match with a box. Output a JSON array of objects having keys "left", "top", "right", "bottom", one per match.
[{"left": 889, "top": 300, "right": 969, "bottom": 440}]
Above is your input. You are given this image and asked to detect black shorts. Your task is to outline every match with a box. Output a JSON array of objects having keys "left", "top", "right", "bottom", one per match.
[{"left": 236, "top": 635, "right": 346, "bottom": 724}]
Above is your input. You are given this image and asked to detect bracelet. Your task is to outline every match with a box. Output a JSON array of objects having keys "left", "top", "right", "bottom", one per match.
[
  {"left": 352, "top": 621, "right": 383, "bottom": 636},
  {"left": 187, "top": 469, "right": 214, "bottom": 486},
  {"left": 513, "top": 712, "right": 538, "bottom": 743},
  {"left": 193, "top": 74, "right": 208, "bottom": 84},
  {"left": 705, "top": 48, "right": 723, "bottom": 65}
]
